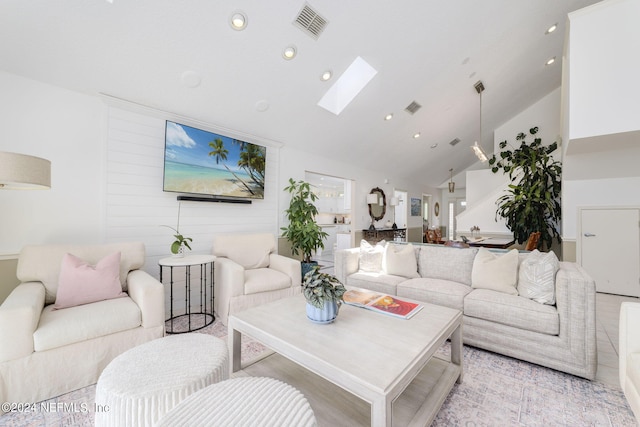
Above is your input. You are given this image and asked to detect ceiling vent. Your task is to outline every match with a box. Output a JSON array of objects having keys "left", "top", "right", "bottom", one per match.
[
  {"left": 404, "top": 101, "right": 422, "bottom": 115},
  {"left": 293, "top": 4, "right": 328, "bottom": 40},
  {"left": 449, "top": 138, "right": 461, "bottom": 146}
]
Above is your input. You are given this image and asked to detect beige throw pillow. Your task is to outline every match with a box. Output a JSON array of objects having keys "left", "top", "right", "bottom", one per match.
[
  {"left": 359, "top": 239, "right": 386, "bottom": 273},
  {"left": 517, "top": 249, "right": 559, "bottom": 305},
  {"left": 471, "top": 248, "right": 519, "bottom": 295},
  {"left": 383, "top": 244, "right": 419, "bottom": 278}
]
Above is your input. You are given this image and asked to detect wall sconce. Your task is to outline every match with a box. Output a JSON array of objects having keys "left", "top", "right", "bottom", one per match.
[
  {"left": 448, "top": 168, "right": 455, "bottom": 193},
  {"left": 0, "top": 151, "right": 51, "bottom": 189}
]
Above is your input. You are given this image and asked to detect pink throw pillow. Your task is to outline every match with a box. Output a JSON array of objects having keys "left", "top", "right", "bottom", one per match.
[{"left": 53, "top": 251, "right": 126, "bottom": 309}]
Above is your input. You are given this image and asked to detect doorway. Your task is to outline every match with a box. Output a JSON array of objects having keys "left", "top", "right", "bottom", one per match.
[
  {"left": 393, "top": 189, "right": 408, "bottom": 231},
  {"left": 447, "top": 197, "right": 466, "bottom": 240},
  {"left": 579, "top": 207, "right": 640, "bottom": 297},
  {"left": 304, "top": 171, "right": 355, "bottom": 260},
  {"left": 422, "top": 194, "right": 432, "bottom": 237}
]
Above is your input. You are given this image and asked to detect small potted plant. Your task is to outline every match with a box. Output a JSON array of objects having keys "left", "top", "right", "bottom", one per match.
[
  {"left": 303, "top": 266, "right": 346, "bottom": 324},
  {"left": 281, "top": 178, "right": 328, "bottom": 277},
  {"left": 162, "top": 203, "right": 193, "bottom": 257}
]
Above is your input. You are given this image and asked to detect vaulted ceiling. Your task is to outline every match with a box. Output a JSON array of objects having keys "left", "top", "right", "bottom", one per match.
[{"left": 0, "top": 0, "right": 600, "bottom": 187}]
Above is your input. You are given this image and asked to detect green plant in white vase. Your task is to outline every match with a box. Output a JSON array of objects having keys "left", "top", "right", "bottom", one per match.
[
  {"left": 302, "top": 266, "right": 346, "bottom": 324},
  {"left": 162, "top": 203, "right": 193, "bottom": 256}
]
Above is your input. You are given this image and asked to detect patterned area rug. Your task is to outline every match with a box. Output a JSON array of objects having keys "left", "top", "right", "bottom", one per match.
[
  {"left": 432, "top": 343, "right": 635, "bottom": 426},
  {"left": 1, "top": 316, "right": 636, "bottom": 426}
]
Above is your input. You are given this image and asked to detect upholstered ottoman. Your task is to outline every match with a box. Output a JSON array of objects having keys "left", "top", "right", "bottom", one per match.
[
  {"left": 158, "top": 377, "right": 317, "bottom": 427},
  {"left": 95, "top": 333, "right": 228, "bottom": 427}
]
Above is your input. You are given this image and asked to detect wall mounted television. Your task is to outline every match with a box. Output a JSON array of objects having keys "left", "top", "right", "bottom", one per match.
[{"left": 163, "top": 120, "right": 266, "bottom": 200}]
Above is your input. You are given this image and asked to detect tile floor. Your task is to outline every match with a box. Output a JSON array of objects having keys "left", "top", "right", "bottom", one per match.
[
  {"left": 314, "top": 252, "right": 639, "bottom": 388},
  {"left": 596, "top": 292, "right": 639, "bottom": 387}
]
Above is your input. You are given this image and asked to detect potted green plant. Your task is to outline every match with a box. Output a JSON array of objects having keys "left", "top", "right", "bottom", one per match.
[
  {"left": 162, "top": 203, "right": 193, "bottom": 257},
  {"left": 303, "top": 266, "right": 346, "bottom": 324},
  {"left": 281, "top": 178, "right": 328, "bottom": 277},
  {"left": 488, "top": 126, "right": 562, "bottom": 251}
]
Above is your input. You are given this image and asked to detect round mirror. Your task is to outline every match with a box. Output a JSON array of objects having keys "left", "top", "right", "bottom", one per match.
[{"left": 368, "top": 187, "right": 386, "bottom": 221}]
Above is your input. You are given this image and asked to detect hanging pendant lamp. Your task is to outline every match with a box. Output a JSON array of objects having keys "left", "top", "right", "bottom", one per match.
[
  {"left": 448, "top": 168, "right": 455, "bottom": 193},
  {"left": 472, "top": 81, "right": 488, "bottom": 162}
]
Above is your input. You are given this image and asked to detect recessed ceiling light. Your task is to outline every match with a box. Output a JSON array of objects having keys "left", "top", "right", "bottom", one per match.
[
  {"left": 545, "top": 23, "right": 557, "bottom": 34},
  {"left": 546, "top": 56, "right": 556, "bottom": 66},
  {"left": 230, "top": 11, "right": 247, "bottom": 31},
  {"left": 384, "top": 113, "right": 393, "bottom": 121},
  {"left": 430, "top": 143, "right": 438, "bottom": 149},
  {"left": 413, "top": 132, "right": 421, "bottom": 139},
  {"left": 283, "top": 45, "right": 297, "bottom": 60},
  {"left": 320, "top": 70, "right": 332, "bottom": 81}
]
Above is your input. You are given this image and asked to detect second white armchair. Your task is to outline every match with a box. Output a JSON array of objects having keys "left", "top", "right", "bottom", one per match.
[{"left": 212, "top": 233, "right": 301, "bottom": 325}]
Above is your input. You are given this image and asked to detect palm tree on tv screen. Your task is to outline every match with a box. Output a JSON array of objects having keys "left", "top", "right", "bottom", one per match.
[{"left": 207, "top": 137, "right": 265, "bottom": 196}]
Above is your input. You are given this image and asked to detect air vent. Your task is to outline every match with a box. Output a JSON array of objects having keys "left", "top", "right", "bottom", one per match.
[
  {"left": 449, "top": 138, "right": 461, "bottom": 146},
  {"left": 294, "top": 4, "right": 328, "bottom": 40},
  {"left": 404, "top": 101, "right": 422, "bottom": 115}
]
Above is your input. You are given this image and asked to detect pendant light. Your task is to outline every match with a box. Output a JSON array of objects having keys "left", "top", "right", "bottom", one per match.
[
  {"left": 448, "top": 168, "right": 455, "bottom": 193},
  {"left": 472, "top": 80, "right": 488, "bottom": 162}
]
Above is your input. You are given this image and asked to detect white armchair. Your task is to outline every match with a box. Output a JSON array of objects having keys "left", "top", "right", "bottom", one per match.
[
  {"left": 620, "top": 301, "right": 640, "bottom": 421},
  {"left": 0, "top": 242, "right": 164, "bottom": 407},
  {"left": 212, "top": 233, "right": 301, "bottom": 325}
]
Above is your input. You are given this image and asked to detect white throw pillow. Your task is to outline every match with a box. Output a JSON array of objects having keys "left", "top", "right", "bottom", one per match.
[
  {"left": 471, "top": 248, "right": 519, "bottom": 295},
  {"left": 383, "top": 244, "right": 419, "bottom": 278},
  {"left": 517, "top": 249, "right": 559, "bottom": 305},
  {"left": 359, "top": 240, "right": 386, "bottom": 273}
]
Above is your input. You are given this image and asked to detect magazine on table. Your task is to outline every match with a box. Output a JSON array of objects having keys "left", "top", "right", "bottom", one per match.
[{"left": 343, "top": 289, "right": 423, "bottom": 319}]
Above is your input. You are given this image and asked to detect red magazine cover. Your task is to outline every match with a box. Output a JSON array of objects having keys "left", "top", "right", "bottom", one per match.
[{"left": 343, "top": 289, "right": 423, "bottom": 319}]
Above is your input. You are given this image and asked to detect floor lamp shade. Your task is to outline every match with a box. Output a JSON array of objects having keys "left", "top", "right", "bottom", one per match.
[{"left": 0, "top": 151, "right": 51, "bottom": 189}]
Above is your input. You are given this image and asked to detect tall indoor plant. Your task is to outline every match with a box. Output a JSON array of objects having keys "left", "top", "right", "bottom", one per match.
[
  {"left": 281, "top": 178, "right": 328, "bottom": 276},
  {"left": 488, "top": 127, "right": 562, "bottom": 251}
]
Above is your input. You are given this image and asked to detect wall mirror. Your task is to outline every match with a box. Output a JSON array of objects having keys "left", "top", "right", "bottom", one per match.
[{"left": 368, "top": 187, "right": 386, "bottom": 221}]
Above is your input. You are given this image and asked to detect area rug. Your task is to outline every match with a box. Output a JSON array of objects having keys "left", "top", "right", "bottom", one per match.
[{"left": 1, "top": 317, "right": 636, "bottom": 427}]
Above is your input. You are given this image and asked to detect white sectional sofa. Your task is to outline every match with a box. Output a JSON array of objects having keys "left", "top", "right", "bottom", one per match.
[
  {"left": 0, "top": 242, "right": 165, "bottom": 406},
  {"left": 335, "top": 241, "right": 597, "bottom": 380},
  {"left": 619, "top": 302, "right": 640, "bottom": 421}
]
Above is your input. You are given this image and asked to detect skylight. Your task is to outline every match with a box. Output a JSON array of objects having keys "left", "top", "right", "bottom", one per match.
[{"left": 317, "top": 56, "right": 377, "bottom": 115}]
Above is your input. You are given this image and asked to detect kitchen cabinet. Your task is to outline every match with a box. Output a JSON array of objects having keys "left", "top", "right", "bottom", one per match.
[{"left": 337, "top": 233, "right": 352, "bottom": 250}]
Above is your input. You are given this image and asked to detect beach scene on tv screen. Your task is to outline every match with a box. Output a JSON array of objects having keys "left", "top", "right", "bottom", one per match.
[{"left": 164, "top": 121, "right": 266, "bottom": 199}]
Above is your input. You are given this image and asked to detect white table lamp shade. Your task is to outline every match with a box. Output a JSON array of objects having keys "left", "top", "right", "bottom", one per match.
[
  {"left": 0, "top": 151, "right": 51, "bottom": 189},
  {"left": 390, "top": 197, "right": 399, "bottom": 206}
]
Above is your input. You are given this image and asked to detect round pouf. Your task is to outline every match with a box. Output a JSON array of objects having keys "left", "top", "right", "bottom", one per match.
[
  {"left": 158, "top": 377, "right": 317, "bottom": 427},
  {"left": 95, "top": 334, "right": 229, "bottom": 427}
]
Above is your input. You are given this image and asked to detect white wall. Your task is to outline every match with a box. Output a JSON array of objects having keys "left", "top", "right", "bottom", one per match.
[
  {"left": 103, "top": 102, "right": 282, "bottom": 278},
  {"left": 0, "top": 71, "right": 105, "bottom": 256},
  {"left": 562, "top": 0, "right": 640, "bottom": 241},
  {"left": 0, "top": 71, "right": 437, "bottom": 266},
  {"left": 493, "top": 88, "right": 562, "bottom": 153},
  {"left": 568, "top": 0, "right": 640, "bottom": 141},
  {"left": 458, "top": 89, "right": 562, "bottom": 237}
]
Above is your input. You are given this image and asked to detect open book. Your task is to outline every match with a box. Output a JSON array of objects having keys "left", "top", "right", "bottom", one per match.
[{"left": 343, "top": 289, "right": 423, "bottom": 319}]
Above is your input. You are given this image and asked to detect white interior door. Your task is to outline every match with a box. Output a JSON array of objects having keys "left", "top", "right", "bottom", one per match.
[{"left": 580, "top": 208, "right": 640, "bottom": 297}]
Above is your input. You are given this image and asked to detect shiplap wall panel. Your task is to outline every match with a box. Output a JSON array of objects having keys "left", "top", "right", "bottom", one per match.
[{"left": 105, "top": 106, "right": 281, "bottom": 315}]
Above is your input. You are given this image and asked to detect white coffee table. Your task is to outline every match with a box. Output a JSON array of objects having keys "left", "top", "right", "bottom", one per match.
[{"left": 228, "top": 293, "right": 462, "bottom": 427}]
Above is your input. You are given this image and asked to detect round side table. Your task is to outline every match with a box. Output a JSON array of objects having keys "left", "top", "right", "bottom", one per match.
[{"left": 159, "top": 254, "right": 215, "bottom": 334}]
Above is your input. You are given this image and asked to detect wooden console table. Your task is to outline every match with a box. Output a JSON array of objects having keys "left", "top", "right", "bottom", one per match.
[{"left": 363, "top": 228, "right": 406, "bottom": 244}]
